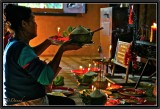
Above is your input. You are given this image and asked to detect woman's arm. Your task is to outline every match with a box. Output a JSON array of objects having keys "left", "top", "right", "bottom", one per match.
[
  {"left": 48, "top": 41, "right": 82, "bottom": 75},
  {"left": 32, "top": 39, "right": 52, "bottom": 56}
]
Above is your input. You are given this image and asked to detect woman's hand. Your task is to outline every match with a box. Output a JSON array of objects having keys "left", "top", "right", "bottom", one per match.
[{"left": 47, "top": 36, "right": 60, "bottom": 45}]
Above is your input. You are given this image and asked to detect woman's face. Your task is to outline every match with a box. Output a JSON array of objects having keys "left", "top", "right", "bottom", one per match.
[{"left": 24, "top": 13, "right": 37, "bottom": 40}]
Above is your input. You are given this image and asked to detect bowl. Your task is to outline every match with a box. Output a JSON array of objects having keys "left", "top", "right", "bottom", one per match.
[
  {"left": 92, "top": 80, "right": 108, "bottom": 90},
  {"left": 69, "top": 25, "right": 93, "bottom": 43}
]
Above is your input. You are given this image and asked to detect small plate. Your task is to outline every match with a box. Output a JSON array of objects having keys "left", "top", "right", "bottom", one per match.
[
  {"left": 118, "top": 88, "right": 146, "bottom": 97},
  {"left": 48, "top": 36, "right": 69, "bottom": 45},
  {"left": 106, "top": 84, "right": 123, "bottom": 92},
  {"left": 52, "top": 86, "right": 75, "bottom": 96},
  {"left": 105, "top": 98, "right": 125, "bottom": 106},
  {"left": 71, "top": 69, "right": 87, "bottom": 76},
  {"left": 47, "top": 92, "right": 66, "bottom": 97},
  {"left": 71, "top": 68, "right": 100, "bottom": 76},
  {"left": 121, "top": 96, "right": 147, "bottom": 104}
]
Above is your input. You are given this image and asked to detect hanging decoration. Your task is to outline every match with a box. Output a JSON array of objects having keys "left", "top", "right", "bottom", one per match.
[
  {"left": 128, "top": 5, "right": 133, "bottom": 24},
  {"left": 124, "top": 42, "right": 137, "bottom": 69}
]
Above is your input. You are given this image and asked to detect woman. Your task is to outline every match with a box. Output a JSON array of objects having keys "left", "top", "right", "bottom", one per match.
[
  {"left": 3, "top": 4, "right": 82, "bottom": 106},
  {"left": 3, "top": 15, "right": 14, "bottom": 49}
]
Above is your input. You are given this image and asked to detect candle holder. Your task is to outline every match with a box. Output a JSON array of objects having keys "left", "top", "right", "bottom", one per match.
[{"left": 92, "top": 69, "right": 108, "bottom": 89}]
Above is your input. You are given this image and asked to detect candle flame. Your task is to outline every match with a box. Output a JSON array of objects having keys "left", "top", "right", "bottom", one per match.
[
  {"left": 153, "top": 23, "right": 157, "bottom": 28},
  {"left": 89, "top": 64, "right": 91, "bottom": 68},
  {"left": 88, "top": 68, "right": 91, "bottom": 71},
  {"left": 92, "top": 85, "right": 94, "bottom": 89},
  {"left": 109, "top": 45, "right": 112, "bottom": 50},
  {"left": 57, "top": 27, "right": 60, "bottom": 32},
  {"left": 108, "top": 83, "right": 111, "bottom": 87},
  {"left": 79, "top": 66, "right": 83, "bottom": 69},
  {"left": 92, "top": 85, "right": 94, "bottom": 91},
  {"left": 109, "top": 45, "right": 112, "bottom": 58}
]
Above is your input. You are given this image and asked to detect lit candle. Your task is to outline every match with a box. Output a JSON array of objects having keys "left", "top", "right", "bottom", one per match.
[
  {"left": 94, "top": 63, "right": 97, "bottom": 67},
  {"left": 94, "top": 63, "right": 97, "bottom": 71},
  {"left": 88, "top": 64, "right": 91, "bottom": 71},
  {"left": 109, "top": 45, "right": 112, "bottom": 58},
  {"left": 150, "top": 23, "right": 157, "bottom": 42},
  {"left": 88, "top": 68, "right": 91, "bottom": 71},
  {"left": 57, "top": 27, "right": 60, "bottom": 36},
  {"left": 92, "top": 85, "right": 94, "bottom": 91},
  {"left": 79, "top": 66, "right": 83, "bottom": 70},
  {"left": 108, "top": 83, "right": 111, "bottom": 87},
  {"left": 93, "top": 87, "right": 96, "bottom": 91},
  {"left": 152, "top": 23, "right": 157, "bottom": 30}
]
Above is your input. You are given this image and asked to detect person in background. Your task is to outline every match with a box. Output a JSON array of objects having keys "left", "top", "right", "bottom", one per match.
[
  {"left": 3, "top": 4, "right": 83, "bottom": 106},
  {"left": 3, "top": 16, "right": 14, "bottom": 49}
]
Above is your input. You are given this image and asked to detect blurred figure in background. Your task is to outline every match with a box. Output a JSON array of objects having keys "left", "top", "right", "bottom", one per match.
[{"left": 3, "top": 15, "right": 14, "bottom": 49}]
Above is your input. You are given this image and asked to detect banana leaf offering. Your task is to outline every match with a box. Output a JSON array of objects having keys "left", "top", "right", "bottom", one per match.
[
  {"left": 69, "top": 25, "right": 93, "bottom": 44},
  {"left": 53, "top": 76, "right": 64, "bottom": 86},
  {"left": 76, "top": 71, "right": 98, "bottom": 85},
  {"left": 63, "top": 25, "right": 103, "bottom": 44},
  {"left": 79, "top": 89, "right": 107, "bottom": 105}
]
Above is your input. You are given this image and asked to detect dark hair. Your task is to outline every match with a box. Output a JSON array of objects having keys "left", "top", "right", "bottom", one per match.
[{"left": 4, "top": 4, "right": 32, "bottom": 33}]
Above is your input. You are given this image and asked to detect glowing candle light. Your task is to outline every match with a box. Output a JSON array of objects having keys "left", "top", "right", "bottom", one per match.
[
  {"left": 94, "top": 63, "right": 97, "bottom": 67},
  {"left": 87, "top": 68, "right": 90, "bottom": 71},
  {"left": 88, "top": 64, "right": 91, "bottom": 71},
  {"left": 152, "top": 23, "right": 157, "bottom": 30},
  {"left": 94, "top": 63, "right": 97, "bottom": 71},
  {"left": 88, "top": 68, "right": 90, "bottom": 71},
  {"left": 92, "top": 85, "right": 94, "bottom": 91},
  {"left": 94, "top": 87, "right": 96, "bottom": 91},
  {"left": 79, "top": 66, "right": 83, "bottom": 70},
  {"left": 108, "top": 83, "right": 111, "bottom": 87},
  {"left": 150, "top": 23, "right": 157, "bottom": 42},
  {"left": 57, "top": 27, "right": 60, "bottom": 36},
  {"left": 109, "top": 45, "right": 112, "bottom": 58}
]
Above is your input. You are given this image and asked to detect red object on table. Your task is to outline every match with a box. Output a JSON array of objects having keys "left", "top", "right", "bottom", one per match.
[
  {"left": 118, "top": 88, "right": 146, "bottom": 97},
  {"left": 50, "top": 36, "right": 69, "bottom": 42},
  {"left": 105, "top": 99, "right": 122, "bottom": 106},
  {"left": 71, "top": 68, "right": 100, "bottom": 75},
  {"left": 106, "top": 84, "right": 123, "bottom": 91}
]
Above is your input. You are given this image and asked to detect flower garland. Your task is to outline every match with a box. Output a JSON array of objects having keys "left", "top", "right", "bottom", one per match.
[{"left": 124, "top": 42, "right": 138, "bottom": 69}]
